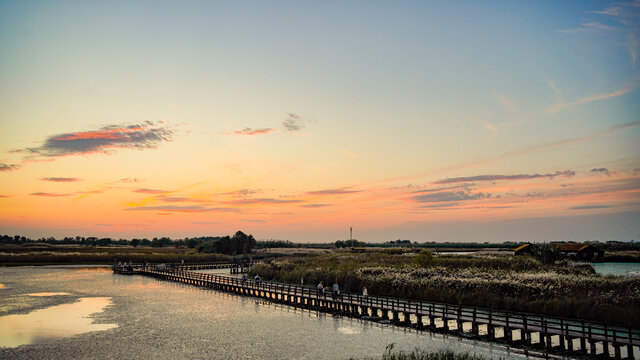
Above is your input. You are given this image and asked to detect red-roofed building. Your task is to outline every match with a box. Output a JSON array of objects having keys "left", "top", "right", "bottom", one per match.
[{"left": 553, "top": 243, "right": 604, "bottom": 261}]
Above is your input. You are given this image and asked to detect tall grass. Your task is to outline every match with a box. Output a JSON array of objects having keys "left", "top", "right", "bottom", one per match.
[
  {"left": 250, "top": 253, "right": 640, "bottom": 327},
  {"left": 354, "top": 344, "right": 500, "bottom": 360}
]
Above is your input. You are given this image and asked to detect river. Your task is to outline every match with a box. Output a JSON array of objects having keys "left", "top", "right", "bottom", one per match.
[{"left": 0, "top": 266, "right": 566, "bottom": 359}]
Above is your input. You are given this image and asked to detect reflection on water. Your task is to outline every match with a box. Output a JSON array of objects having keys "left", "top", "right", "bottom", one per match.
[
  {"left": 0, "top": 297, "right": 117, "bottom": 348},
  {"left": 0, "top": 284, "right": 4, "bottom": 289},
  {"left": 337, "top": 326, "right": 362, "bottom": 335},
  {"left": 0, "top": 267, "right": 555, "bottom": 359},
  {"left": 27, "top": 292, "right": 71, "bottom": 297}
]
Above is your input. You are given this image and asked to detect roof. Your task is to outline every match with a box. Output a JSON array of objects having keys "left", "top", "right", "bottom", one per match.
[
  {"left": 557, "top": 243, "right": 601, "bottom": 252},
  {"left": 513, "top": 243, "right": 532, "bottom": 252}
]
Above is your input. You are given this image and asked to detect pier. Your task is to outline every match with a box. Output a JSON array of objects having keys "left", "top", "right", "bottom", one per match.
[{"left": 116, "top": 266, "right": 640, "bottom": 359}]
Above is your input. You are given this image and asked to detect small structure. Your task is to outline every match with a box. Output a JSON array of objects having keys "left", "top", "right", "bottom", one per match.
[
  {"left": 555, "top": 243, "right": 604, "bottom": 261},
  {"left": 513, "top": 243, "right": 534, "bottom": 256},
  {"left": 350, "top": 247, "right": 366, "bottom": 253}
]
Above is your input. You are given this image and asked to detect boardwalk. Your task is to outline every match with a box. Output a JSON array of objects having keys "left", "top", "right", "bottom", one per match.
[{"left": 116, "top": 266, "right": 640, "bottom": 359}]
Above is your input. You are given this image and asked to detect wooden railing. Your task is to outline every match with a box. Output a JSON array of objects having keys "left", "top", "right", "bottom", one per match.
[{"left": 141, "top": 266, "right": 640, "bottom": 351}]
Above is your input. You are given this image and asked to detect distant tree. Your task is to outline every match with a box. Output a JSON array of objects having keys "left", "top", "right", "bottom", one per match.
[
  {"left": 186, "top": 238, "right": 199, "bottom": 249},
  {"left": 130, "top": 239, "right": 140, "bottom": 248}
]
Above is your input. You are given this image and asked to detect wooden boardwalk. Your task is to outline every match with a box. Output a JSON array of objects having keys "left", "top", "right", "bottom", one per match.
[
  {"left": 112, "top": 262, "right": 249, "bottom": 274},
  {"left": 116, "top": 266, "right": 640, "bottom": 359}
]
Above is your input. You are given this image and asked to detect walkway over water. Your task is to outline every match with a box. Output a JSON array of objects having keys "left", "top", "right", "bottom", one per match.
[{"left": 115, "top": 266, "right": 640, "bottom": 359}]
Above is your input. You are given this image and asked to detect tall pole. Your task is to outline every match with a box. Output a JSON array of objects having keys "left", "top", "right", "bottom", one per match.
[{"left": 350, "top": 227, "right": 352, "bottom": 241}]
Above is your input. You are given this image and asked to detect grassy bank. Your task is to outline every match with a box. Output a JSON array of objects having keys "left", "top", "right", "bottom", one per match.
[
  {"left": 250, "top": 252, "right": 640, "bottom": 328},
  {"left": 0, "top": 244, "right": 231, "bottom": 265},
  {"left": 355, "top": 345, "right": 500, "bottom": 360}
]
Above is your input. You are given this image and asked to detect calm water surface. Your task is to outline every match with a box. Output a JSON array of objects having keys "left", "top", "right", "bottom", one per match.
[
  {"left": 592, "top": 262, "right": 640, "bottom": 277},
  {"left": 0, "top": 266, "right": 561, "bottom": 359}
]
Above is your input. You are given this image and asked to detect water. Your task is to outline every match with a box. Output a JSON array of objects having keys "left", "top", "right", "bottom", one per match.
[
  {"left": 0, "top": 266, "right": 559, "bottom": 359},
  {"left": 0, "top": 297, "right": 116, "bottom": 347},
  {"left": 592, "top": 262, "right": 640, "bottom": 277}
]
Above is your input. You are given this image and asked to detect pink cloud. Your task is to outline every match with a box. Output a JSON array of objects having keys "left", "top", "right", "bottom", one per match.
[
  {"left": 232, "top": 128, "right": 276, "bottom": 136},
  {"left": 40, "top": 177, "right": 81, "bottom": 182}
]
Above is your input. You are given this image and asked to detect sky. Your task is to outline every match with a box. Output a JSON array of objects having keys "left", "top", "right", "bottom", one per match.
[{"left": 0, "top": 0, "right": 639, "bottom": 243}]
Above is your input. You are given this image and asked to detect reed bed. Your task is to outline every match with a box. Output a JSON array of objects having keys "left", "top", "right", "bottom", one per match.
[{"left": 250, "top": 253, "right": 640, "bottom": 327}]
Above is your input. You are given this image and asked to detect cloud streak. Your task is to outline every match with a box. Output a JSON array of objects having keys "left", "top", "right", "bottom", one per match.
[
  {"left": 125, "top": 205, "right": 235, "bottom": 212},
  {"left": 412, "top": 191, "right": 490, "bottom": 203},
  {"left": 544, "top": 83, "right": 635, "bottom": 114},
  {"left": 590, "top": 168, "right": 612, "bottom": 176},
  {"left": 557, "top": 21, "right": 619, "bottom": 33},
  {"left": 301, "top": 203, "right": 331, "bottom": 208},
  {"left": 308, "top": 187, "right": 361, "bottom": 195},
  {"left": 31, "top": 192, "right": 73, "bottom": 197},
  {"left": 40, "top": 177, "right": 81, "bottom": 182},
  {"left": 434, "top": 170, "right": 575, "bottom": 184},
  {"left": 569, "top": 205, "right": 613, "bottom": 210},
  {"left": 0, "top": 163, "right": 20, "bottom": 171},
  {"left": 134, "top": 188, "right": 168, "bottom": 194},
  {"left": 17, "top": 121, "right": 174, "bottom": 158},
  {"left": 232, "top": 128, "right": 276, "bottom": 136},
  {"left": 224, "top": 198, "right": 303, "bottom": 205}
]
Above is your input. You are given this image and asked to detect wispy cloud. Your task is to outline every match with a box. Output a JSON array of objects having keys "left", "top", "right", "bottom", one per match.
[
  {"left": 544, "top": 82, "right": 635, "bottom": 114},
  {"left": 117, "top": 178, "right": 142, "bottom": 183},
  {"left": 0, "top": 163, "right": 20, "bottom": 171},
  {"left": 30, "top": 192, "right": 73, "bottom": 197},
  {"left": 569, "top": 204, "right": 613, "bottom": 210},
  {"left": 412, "top": 184, "right": 469, "bottom": 194},
  {"left": 283, "top": 113, "right": 305, "bottom": 132},
  {"left": 224, "top": 198, "right": 303, "bottom": 205},
  {"left": 0, "top": 195, "right": 10, "bottom": 198},
  {"left": 558, "top": 21, "right": 619, "bottom": 33},
  {"left": 591, "top": 1, "right": 640, "bottom": 68},
  {"left": 134, "top": 188, "right": 168, "bottom": 194},
  {"left": 301, "top": 203, "right": 331, "bottom": 208},
  {"left": 434, "top": 170, "right": 575, "bottom": 184},
  {"left": 308, "top": 187, "right": 361, "bottom": 195},
  {"left": 16, "top": 121, "right": 174, "bottom": 159},
  {"left": 157, "top": 196, "right": 207, "bottom": 203},
  {"left": 231, "top": 128, "right": 276, "bottom": 136},
  {"left": 40, "top": 177, "right": 81, "bottom": 182},
  {"left": 220, "top": 188, "right": 262, "bottom": 197},
  {"left": 545, "top": 78, "right": 562, "bottom": 96},
  {"left": 590, "top": 168, "right": 612, "bottom": 176},
  {"left": 411, "top": 191, "right": 490, "bottom": 203},
  {"left": 282, "top": 113, "right": 315, "bottom": 133},
  {"left": 125, "top": 205, "right": 235, "bottom": 212}
]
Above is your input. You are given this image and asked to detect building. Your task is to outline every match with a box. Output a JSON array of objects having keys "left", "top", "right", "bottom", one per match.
[
  {"left": 554, "top": 243, "right": 604, "bottom": 261},
  {"left": 513, "top": 243, "right": 535, "bottom": 256}
]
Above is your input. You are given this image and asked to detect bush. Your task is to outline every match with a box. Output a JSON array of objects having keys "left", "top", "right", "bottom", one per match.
[{"left": 414, "top": 250, "right": 434, "bottom": 267}]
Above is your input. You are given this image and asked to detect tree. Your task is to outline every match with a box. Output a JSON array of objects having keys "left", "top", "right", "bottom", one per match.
[{"left": 130, "top": 239, "right": 140, "bottom": 248}]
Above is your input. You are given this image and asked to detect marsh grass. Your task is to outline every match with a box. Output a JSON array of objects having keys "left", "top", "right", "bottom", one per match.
[
  {"left": 250, "top": 253, "right": 640, "bottom": 327},
  {"left": 0, "top": 245, "right": 231, "bottom": 265},
  {"left": 354, "top": 344, "right": 499, "bottom": 360}
]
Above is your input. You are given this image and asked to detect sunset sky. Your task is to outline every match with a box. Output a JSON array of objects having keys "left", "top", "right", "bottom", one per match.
[{"left": 1, "top": 1, "right": 639, "bottom": 243}]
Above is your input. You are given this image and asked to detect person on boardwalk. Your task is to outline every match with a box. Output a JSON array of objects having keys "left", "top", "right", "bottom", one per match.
[
  {"left": 317, "top": 281, "right": 324, "bottom": 296},
  {"left": 362, "top": 286, "right": 368, "bottom": 298},
  {"left": 254, "top": 274, "right": 260, "bottom": 283},
  {"left": 241, "top": 273, "right": 247, "bottom": 283},
  {"left": 332, "top": 282, "right": 340, "bottom": 299}
]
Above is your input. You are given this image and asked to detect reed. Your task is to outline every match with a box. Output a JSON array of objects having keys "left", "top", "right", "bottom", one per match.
[{"left": 250, "top": 253, "right": 640, "bottom": 327}]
